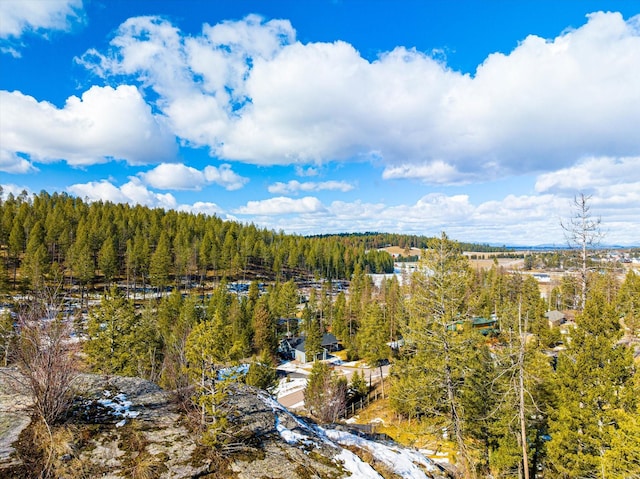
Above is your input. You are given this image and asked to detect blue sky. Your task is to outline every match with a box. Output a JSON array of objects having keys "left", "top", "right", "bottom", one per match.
[{"left": 1, "top": 0, "right": 639, "bottom": 246}]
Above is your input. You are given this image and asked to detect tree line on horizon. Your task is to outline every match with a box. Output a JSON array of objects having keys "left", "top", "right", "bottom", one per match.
[{"left": 0, "top": 189, "right": 401, "bottom": 297}]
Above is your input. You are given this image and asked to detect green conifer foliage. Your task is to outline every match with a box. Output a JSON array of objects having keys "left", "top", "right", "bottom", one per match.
[
  {"left": 98, "top": 237, "right": 118, "bottom": 287},
  {"left": 547, "top": 289, "right": 636, "bottom": 478},
  {"left": 245, "top": 350, "right": 277, "bottom": 392},
  {"left": 252, "top": 296, "right": 276, "bottom": 356},
  {"left": 304, "top": 361, "right": 347, "bottom": 422},
  {"left": 303, "top": 304, "right": 323, "bottom": 362},
  {"left": 85, "top": 287, "right": 152, "bottom": 376},
  {"left": 331, "top": 291, "right": 348, "bottom": 342},
  {"left": 22, "top": 221, "right": 49, "bottom": 290},
  {"left": 349, "top": 369, "right": 369, "bottom": 399},
  {"left": 617, "top": 270, "right": 640, "bottom": 336},
  {"left": 357, "top": 302, "right": 390, "bottom": 367},
  {"left": 393, "top": 232, "right": 480, "bottom": 478},
  {"left": 149, "top": 232, "right": 171, "bottom": 292}
]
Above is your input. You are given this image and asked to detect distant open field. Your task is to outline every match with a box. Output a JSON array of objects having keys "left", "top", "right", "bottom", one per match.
[
  {"left": 466, "top": 257, "right": 525, "bottom": 270},
  {"left": 381, "top": 246, "right": 423, "bottom": 257},
  {"left": 382, "top": 246, "right": 525, "bottom": 271}
]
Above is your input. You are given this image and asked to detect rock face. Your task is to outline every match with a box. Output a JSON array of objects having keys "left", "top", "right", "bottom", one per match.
[
  {"left": 0, "top": 370, "right": 451, "bottom": 479},
  {"left": 0, "top": 369, "right": 210, "bottom": 478},
  {"left": 0, "top": 369, "right": 33, "bottom": 471}
]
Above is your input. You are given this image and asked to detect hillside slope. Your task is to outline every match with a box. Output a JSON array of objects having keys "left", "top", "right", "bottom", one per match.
[{"left": 0, "top": 370, "right": 452, "bottom": 478}]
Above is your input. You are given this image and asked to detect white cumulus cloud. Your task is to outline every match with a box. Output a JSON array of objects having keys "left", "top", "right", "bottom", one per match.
[
  {"left": 67, "top": 178, "right": 232, "bottom": 218},
  {"left": 78, "top": 12, "right": 640, "bottom": 186},
  {"left": 203, "top": 164, "right": 249, "bottom": 190},
  {"left": 234, "top": 196, "right": 325, "bottom": 215},
  {"left": 178, "top": 201, "right": 223, "bottom": 216},
  {"left": 382, "top": 161, "right": 474, "bottom": 184},
  {"left": 1, "top": 86, "right": 176, "bottom": 169},
  {"left": 138, "top": 162, "right": 248, "bottom": 191},
  {"left": 139, "top": 163, "right": 205, "bottom": 190},
  {"left": 67, "top": 178, "right": 177, "bottom": 210},
  {"left": 239, "top": 190, "right": 638, "bottom": 246},
  {"left": 268, "top": 180, "right": 354, "bottom": 194},
  {"left": 535, "top": 156, "right": 640, "bottom": 194},
  {"left": 0, "top": 149, "right": 38, "bottom": 174},
  {"left": 0, "top": 183, "right": 31, "bottom": 198},
  {"left": 0, "top": 0, "right": 84, "bottom": 39}
]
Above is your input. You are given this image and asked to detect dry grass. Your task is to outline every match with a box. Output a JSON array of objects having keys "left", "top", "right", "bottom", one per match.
[
  {"left": 347, "top": 398, "right": 456, "bottom": 462},
  {"left": 127, "top": 451, "right": 165, "bottom": 479},
  {"left": 332, "top": 350, "right": 349, "bottom": 361},
  {"left": 17, "top": 420, "right": 97, "bottom": 479}
]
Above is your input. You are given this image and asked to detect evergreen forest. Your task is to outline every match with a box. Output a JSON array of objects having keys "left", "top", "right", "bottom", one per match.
[{"left": 1, "top": 190, "right": 639, "bottom": 479}]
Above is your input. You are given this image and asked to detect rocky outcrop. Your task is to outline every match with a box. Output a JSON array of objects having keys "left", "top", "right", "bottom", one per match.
[
  {"left": 0, "top": 369, "right": 33, "bottom": 471},
  {"left": 0, "top": 369, "right": 210, "bottom": 478},
  {"left": 0, "top": 369, "right": 451, "bottom": 478}
]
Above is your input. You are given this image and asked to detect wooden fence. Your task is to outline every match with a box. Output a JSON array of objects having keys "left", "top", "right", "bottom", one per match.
[{"left": 340, "top": 386, "right": 387, "bottom": 420}]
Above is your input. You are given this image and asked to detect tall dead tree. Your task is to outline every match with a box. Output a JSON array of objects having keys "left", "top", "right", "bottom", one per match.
[{"left": 561, "top": 193, "right": 603, "bottom": 310}]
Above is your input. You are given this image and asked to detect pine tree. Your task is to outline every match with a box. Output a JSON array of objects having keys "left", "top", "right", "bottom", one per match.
[
  {"left": 357, "top": 302, "right": 390, "bottom": 395},
  {"left": 303, "top": 304, "right": 323, "bottom": 362},
  {"left": 84, "top": 287, "right": 140, "bottom": 375},
  {"left": 547, "top": 288, "right": 635, "bottom": 478},
  {"left": 8, "top": 220, "right": 25, "bottom": 286},
  {"left": 68, "top": 221, "right": 95, "bottom": 306},
  {"left": 561, "top": 193, "right": 602, "bottom": 310},
  {"left": 185, "top": 317, "right": 233, "bottom": 438},
  {"left": 617, "top": 270, "right": 640, "bottom": 336},
  {"left": 349, "top": 369, "right": 369, "bottom": 399},
  {"left": 252, "top": 296, "right": 276, "bottom": 356},
  {"left": 228, "top": 296, "right": 251, "bottom": 360},
  {"left": 245, "top": 350, "right": 277, "bottom": 392},
  {"left": 602, "top": 370, "right": 640, "bottom": 478},
  {"left": 149, "top": 231, "right": 171, "bottom": 293},
  {"left": 98, "top": 237, "right": 118, "bottom": 287},
  {"left": 489, "top": 299, "right": 555, "bottom": 479},
  {"left": 134, "top": 304, "right": 164, "bottom": 381},
  {"left": 0, "top": 259, "right": 8, "bottom": 298},
  {"left": 383, "top": 275, "right": 405, "bottom": 344},
  {"left": 158, "top": 292, "right": 198, "bottom": 391},
  {"left": 304, "top": 361, "right": 347, "bottom": 422},
  {"left": 396, "top": 232, "right": 478, "bottom": 478},
  {"left": 22, "top": 221, "right": 49, "bottom": 290},
  {"left": 331, "top": 291, "right": 348, "bottom": 342},
  {"left": 280, "top": 279, "right": 299, "bottom": 319}
]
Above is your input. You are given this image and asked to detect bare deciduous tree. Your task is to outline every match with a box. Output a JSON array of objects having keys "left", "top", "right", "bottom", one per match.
[
  {"left": 561, "top": 193, "right": 603, "bottom": 310},
  {"left": 304, "top": 361, "right": 347, "bottom": 423},
  {"left": 10, "top": 287, "right": 79, "bottom": 426}
]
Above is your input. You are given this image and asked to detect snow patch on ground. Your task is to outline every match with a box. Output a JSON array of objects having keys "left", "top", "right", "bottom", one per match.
[
  {"left": 259, "top": 391, "right": 442, "bottom": 479},
  {"left": 98, "top": 390, "right": 139, "bottom": 427},
  {"left": 218, "top": 364, "right": 249, "bottom": 381},
  {"left": 274, "top": 416, "right": 315, "bottom": 447},
  {"left": 274, "top": 377, "right": 307, "bottom": 398},
  {"left": 324, "top": 428, "right": 438, "bottom": 478},
  {"left": 334, "top": 448, "right": 384, "bottom": 478},
  {"left": 276, "top": 361, "right": 304, "bottom": 373}
]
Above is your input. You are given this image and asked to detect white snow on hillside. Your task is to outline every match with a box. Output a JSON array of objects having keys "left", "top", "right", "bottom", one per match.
[
  {"left": 259, "top": 391, "right": 444, "bottom": 479},
  {"left": 334, "top": 448, "right": 384, "bottom": 478},
  {"left": 324, "top": 428, "right": 438, "bottom": 478}
]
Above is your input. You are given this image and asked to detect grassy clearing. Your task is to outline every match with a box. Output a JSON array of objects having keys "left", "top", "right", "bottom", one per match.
[
  {"left": 347, "top": 398, "right": 456, "bottom": 464},
  {"left": 332, "top": 350, "right": 349, "bottom": 362}
]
